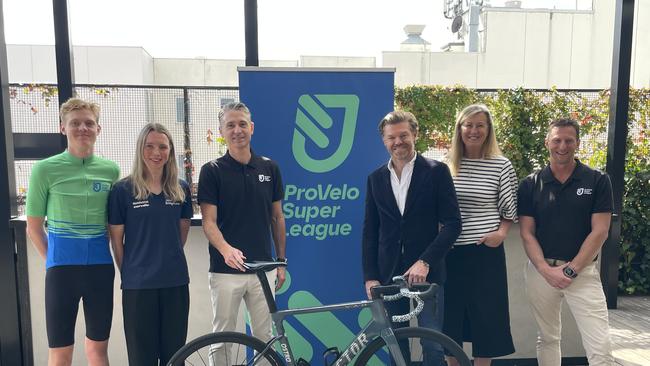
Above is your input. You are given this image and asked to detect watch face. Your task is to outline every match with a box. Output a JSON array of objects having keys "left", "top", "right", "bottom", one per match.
[{"left": 563, "top": 266, "right": 577, "bottom": 278}]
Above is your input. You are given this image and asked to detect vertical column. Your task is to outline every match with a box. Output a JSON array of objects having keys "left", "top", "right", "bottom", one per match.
[
  {"left": 244, "top": 0, "right": 259, "bottom": 66},
  {"left": 53, "top": 0, "right": 75, "bottom": 149},
  {"left": 0, "top": 0, "right": 22, "bottom": 363},
  {"left": 603, "top": 0, "right": 635, "bottom": 309}
]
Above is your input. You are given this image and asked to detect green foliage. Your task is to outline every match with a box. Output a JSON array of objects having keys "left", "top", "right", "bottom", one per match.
[
  {"left": 395, "top": 85, "right": 478, "bottom": 153},
  {"left": 395, "top": 85, "right": 650, "bottom": 295},
  {"left": 487, "top": 88, "right": 552, "bottom": 179},
  {"left": 619, "top": 168, "right": 650, "bottom": 294}
]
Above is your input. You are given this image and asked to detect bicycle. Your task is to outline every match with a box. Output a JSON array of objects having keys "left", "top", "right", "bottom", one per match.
[{"left": 168, "top": 261, "right": 471, "bottom": 366}]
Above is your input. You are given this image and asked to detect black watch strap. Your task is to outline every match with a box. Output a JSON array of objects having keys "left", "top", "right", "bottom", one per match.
[{"left": 276, "top": 257, "right": 288, "bottom": 264}]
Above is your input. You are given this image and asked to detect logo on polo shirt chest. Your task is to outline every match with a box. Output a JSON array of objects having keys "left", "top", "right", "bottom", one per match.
[
  {"left": 576, "top": 188, "right": 593, "bottom": 196},
  {"left": 92, "top": 181, "right": 111, "bottom": 192},
  {"left": 132, "top": 200, "right": 149, "bottom": 209},
  {"left": 259, "top": 174, "right": 271, "bottom": 182}
]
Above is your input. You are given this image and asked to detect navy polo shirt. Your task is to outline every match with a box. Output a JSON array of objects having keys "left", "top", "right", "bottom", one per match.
[
  {"left": 197, "top": 150, "right": 283, "bottom": 274},
  {"left": 517, "top": 160, "right": 613, "bottom": 261},
  {"left": 108, "top": 179, "right": 193, "bottom": 289}
]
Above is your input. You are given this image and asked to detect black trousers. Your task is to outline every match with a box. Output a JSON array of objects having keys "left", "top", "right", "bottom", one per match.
[{"left": 123, "top": 284, "right": 190, "bottom": 366}]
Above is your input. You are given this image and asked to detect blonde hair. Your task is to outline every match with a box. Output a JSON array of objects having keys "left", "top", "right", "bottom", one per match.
[
  {"left": 128, "top": 123, "right": 185, "bottom": 202},
  {"left": 378, "top": 110, "right": 419, "bottom": 136},
  {"left": 59, "top": 97, "right": 101, "bottom": 123},
  {"left": 447, "top": 104, "right": 502, "bottom": 176}
]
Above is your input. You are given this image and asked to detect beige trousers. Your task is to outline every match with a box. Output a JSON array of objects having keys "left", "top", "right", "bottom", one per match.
[
  {"left": 208, "top": 270, "right": 277, "bottom": 366},
  {"left": 524, "top": 261, "right": 614, "bottom": 366}
]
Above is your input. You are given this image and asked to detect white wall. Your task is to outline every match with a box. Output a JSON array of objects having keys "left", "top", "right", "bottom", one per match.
[
  {"left": 141, "top": 48, "right": 154, "bottom": 85},
  {"left": 154, "top": 58, "right": 299, "bottom": 86},
  {"left": 382, "top": 51, "right": 430, "bottom": 86},
  {"left": 299, "top": 55, "right": 376, "bottom": 68},
  {"left": 6, "top": 0, "right": 649, "bottom": 89},
  {"left": 631, "top": 0, "right": 650, "bottom": 86},
  {"left": 385, "top": 0, "right": 649, "bottom": 88},
  {"left": 7, "top": 45, "right": 155, "bottom": 85}
]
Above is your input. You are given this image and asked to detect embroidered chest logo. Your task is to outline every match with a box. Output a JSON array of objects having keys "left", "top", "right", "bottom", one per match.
[
  {"left": 92, "top": 181, "right": 111, "bottom": 192},
  {"left": 259, "top": 174, "right": 271, "bottom": 182},
  {"left": 576, "top": 188, "right": 593, "bottom": 196},
  {"left": 165, "top": 199, "right": 180, "bottom": 206},
  {"left": 132, "top": 200, "right": 149, "bottom": 209}
]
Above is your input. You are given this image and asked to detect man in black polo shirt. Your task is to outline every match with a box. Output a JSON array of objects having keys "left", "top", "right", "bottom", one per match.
[
  {"left": 198, "top": 102, "right": 286, "bottom": 361},
  {"left": 518, "top": 118, "right": 614, "bottom": 366}
]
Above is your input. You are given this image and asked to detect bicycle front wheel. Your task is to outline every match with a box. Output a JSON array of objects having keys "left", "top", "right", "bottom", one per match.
[
  {"left": 354, "top": 327, "right": 471, "bottom": 366},
  {"left": 167, "top": 331, "right": 284, "bottom": 366}
]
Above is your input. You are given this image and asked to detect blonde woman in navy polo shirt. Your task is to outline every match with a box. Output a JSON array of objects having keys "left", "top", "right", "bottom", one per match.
[
  {"left": 108, "top": 123, "right": 193, "bottom": 366},
  {"left": 443, "top": 104, "right": 517, "bottom": 366}
]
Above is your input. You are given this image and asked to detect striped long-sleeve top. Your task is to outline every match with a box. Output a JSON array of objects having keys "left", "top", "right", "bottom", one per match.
[{"left": 452, "top": 156, "right": 518, "bottom": 246}]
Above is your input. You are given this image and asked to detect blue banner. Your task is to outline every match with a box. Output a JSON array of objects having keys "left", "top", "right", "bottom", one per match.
[{"left": 239, "top": 68, "right": 394, "bottom": 362}]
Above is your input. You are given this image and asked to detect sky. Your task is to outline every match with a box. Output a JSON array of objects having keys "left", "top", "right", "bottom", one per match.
[{"left": 3, "top": 0, "right": 592, "bottom": 61}]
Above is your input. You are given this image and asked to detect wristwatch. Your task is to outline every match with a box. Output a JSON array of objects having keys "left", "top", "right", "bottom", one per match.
[
  {"left": 563, "top": 266, "right": 578, "bottom": 279},
  {"left": 276, "top": 257, "right": 288, "bottom": 265}
]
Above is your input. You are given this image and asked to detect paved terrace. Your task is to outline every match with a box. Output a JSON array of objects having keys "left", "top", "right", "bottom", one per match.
[{"left": 610, "top": 296, "right": 650, "bottom": 366}]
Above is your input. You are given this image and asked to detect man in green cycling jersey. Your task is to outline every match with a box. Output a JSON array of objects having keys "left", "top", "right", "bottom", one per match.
[{"left": 26, "top": 98, "right": 119, "bottom": 366}]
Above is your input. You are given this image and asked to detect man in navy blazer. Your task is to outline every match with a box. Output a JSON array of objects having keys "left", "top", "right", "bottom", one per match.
[{"left": 362, "top": 110, "right": 462, "bottom": 365}]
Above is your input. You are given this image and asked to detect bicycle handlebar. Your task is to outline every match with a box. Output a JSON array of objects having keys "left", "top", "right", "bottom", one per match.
[{"left": 370, "top": 276, "right": 439, "bottom": 323}]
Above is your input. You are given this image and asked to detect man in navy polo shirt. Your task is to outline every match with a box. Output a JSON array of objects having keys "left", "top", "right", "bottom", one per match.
[
  {"left": 198, "top": 102, "right": 286, "bottom": 359},
  {"left": 518, "top": 118, "right": 615, "bottom": 366}
]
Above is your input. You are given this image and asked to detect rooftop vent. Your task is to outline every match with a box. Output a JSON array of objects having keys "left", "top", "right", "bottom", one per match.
[
  {"left": 400, "top": 25, "right": 431, "bottom": 51},
  {"left": 505, "top": 0, "right": 522, "bottom": 8}
]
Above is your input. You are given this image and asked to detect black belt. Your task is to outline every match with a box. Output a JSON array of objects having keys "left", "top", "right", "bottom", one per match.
[
  {"left": 544, "top": 258, "right": 569, "bottom": 267},
  {"left": 544, "top": 257, "right": 598, "bottom": 267}
]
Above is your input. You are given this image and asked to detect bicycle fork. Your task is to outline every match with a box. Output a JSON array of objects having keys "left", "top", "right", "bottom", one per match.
[{"left": 380, "top": 328, "right": 409, "bottom": 366}]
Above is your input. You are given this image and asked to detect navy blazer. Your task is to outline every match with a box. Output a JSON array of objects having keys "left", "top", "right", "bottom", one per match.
[{"left": 362, "top": 154, "right": 462, "bottom": 285}]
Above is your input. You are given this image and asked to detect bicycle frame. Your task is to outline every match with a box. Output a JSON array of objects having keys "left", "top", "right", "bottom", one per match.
[{"left": 254, "top": 271, "right": 409, "bottom": 366}]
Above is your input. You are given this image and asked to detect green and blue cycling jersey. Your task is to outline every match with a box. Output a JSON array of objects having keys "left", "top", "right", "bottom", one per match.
[{"left": 26, "top": 150, "right": 120, "bottom": 269}]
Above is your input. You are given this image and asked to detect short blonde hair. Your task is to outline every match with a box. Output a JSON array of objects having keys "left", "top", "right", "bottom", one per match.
[
  {"left": 378, "top": 110, "right": 418, "bottom": 136},
  {"left": 59, "top": 97, "right": 101, "bottom": 124}
]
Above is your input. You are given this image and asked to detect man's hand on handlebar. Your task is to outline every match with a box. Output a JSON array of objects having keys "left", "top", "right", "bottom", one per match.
[
  {"left": 403, "top": 259, "right": 429, "bottom": 286},
  {"left": 365, "top": 280, "right": 381, "bottom": 300}
]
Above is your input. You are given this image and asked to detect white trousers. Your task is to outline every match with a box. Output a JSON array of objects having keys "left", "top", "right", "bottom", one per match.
[
  {"left": 208, "top": 270, "right": 276, "bottom": 366},
  {"left": 524, "top": 261, "right": 614, "bottom": 366}
]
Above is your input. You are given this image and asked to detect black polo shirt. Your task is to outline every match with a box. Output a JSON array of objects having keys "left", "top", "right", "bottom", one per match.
[
  {"left": 517, "top": 160, "right": 613, "bottom": 261},
  {"left": 197, "top": 150, "right": 283, "bottom": 273}
]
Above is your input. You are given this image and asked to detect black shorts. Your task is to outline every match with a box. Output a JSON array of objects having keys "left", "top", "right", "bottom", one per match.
[{"left": 45, "top": 264, "right": 115, "bottom": 348}]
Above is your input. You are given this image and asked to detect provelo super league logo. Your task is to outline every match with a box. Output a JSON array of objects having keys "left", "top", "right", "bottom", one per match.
[
  {"left": 292, "top": 94, "right": 359, "bottom": 173},
  {"left": 92, "top": 181, "right": 111, "bottom": 192}
]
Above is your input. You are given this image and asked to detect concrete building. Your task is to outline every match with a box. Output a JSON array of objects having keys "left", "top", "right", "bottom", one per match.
[
  {"left": 8, "top": 45, "right": 154, "bottom": 85},
  {"left": 8, "top": 1, "right": 649, "bottom": 89},
  {"left": 6, "top": 45, "right": 377, "bottom": 86},
  {"left": 385, "top": 0, "right": 650, "bottom": 88}
]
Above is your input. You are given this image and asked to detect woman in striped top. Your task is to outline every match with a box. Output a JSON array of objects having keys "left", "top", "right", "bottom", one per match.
[{"left": 443, "top": 104, "right": 517, "bottom": 366}]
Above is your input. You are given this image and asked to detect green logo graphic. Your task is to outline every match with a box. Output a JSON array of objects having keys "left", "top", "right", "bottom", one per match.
[{"left": 292, "top": 94, "right": 360, "bottom": 173}]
